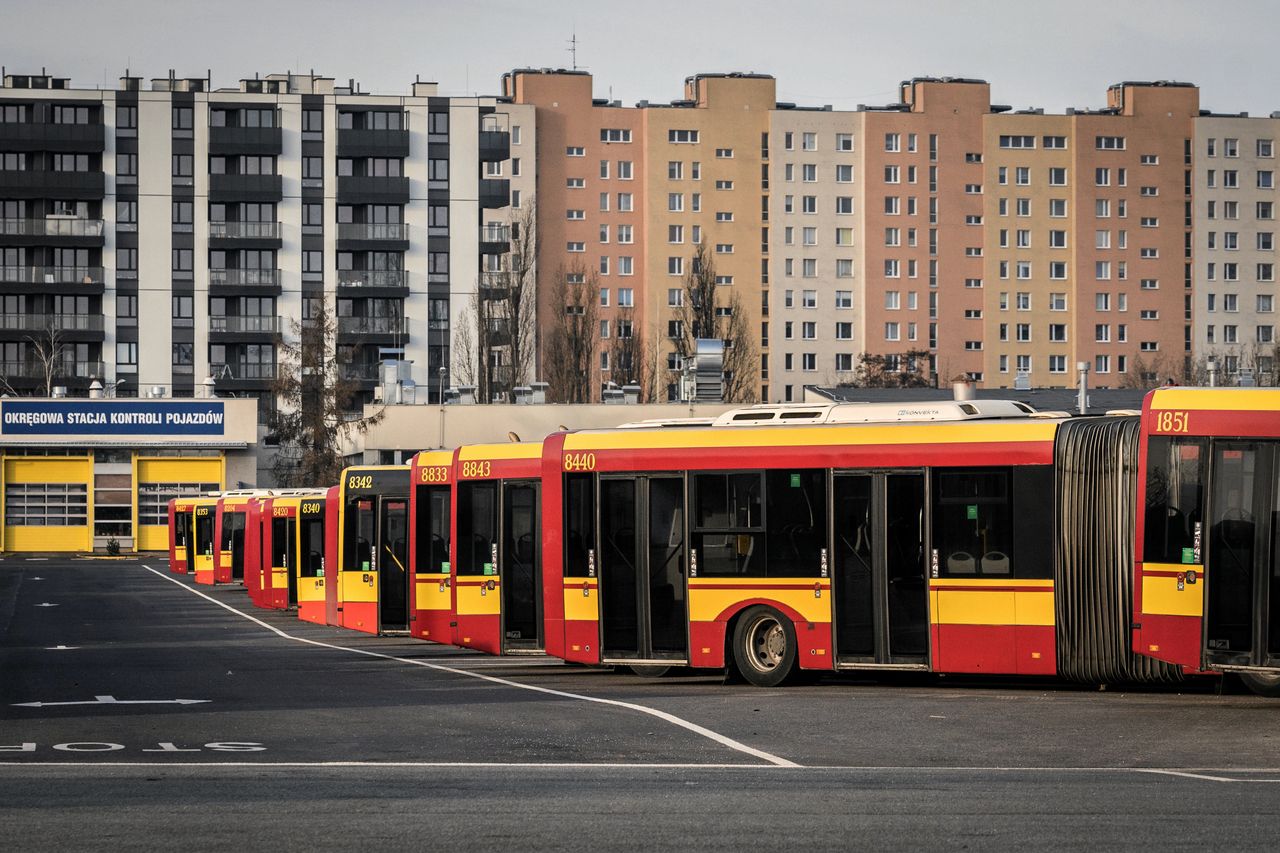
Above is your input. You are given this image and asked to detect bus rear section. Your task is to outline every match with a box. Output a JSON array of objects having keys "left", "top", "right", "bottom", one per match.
[
  {"left": 453, "top": 442, "right": 544, "bottom": 655},
  {"left": 214, "top": 493, "right": 266, "bottom": 584},
  {"left": 337, "top": 466, "right": 411, "bottom": 635},
  {"left": 306, "top": 486, "right": 338, "bottom": 626},
  {"left": 409, "top": 450, "right": 454, "bottom": 643},
  {"left": 242, "top": 498, "right": 267, "bottom": 605},
  {"left": 168, "top": 499, "right": 195, "bottom": 574},
  {"left": 1134, "top": 388, "right": 1280, "bottom": 696},
  {"left": 260, "top": 493, "right": 319, "bottom": 610},
  {"left": 190, "top": 497, "right": 219, "bottom": 584}
]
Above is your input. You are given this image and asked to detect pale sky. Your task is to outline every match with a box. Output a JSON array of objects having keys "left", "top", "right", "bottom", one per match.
[{"left": 4, "top": 0, "right": 1279, "bottom": 115}]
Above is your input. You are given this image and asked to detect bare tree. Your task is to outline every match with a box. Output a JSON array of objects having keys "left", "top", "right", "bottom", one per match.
[
  {"left": 672, "top": 244, "right": 757, "bottom": 403},
  {"left": 268, "top": 300, "right": 385, "bottom": 487},
  {"left": 545, "top": 264, "right": 599, "bottom": 403},
  {"left": 502, "top": 198, "right": 538, "bottom": 389},
  {"left": 1122, "top": 354, "right": 1182, "bottom": 390},
  {"left": 840, "top": 350, "right": 933, "bottom": 388},
  {"left": 607, "top": 307, "right": 656, "bottom": 401},
  {"left": 27, "top": 321, "right": 67, "bottom": 396}
]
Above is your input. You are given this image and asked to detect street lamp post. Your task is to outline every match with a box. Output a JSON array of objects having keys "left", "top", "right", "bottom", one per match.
[{"left": 437, "top": 366, "right": 447, "bottom": 448}]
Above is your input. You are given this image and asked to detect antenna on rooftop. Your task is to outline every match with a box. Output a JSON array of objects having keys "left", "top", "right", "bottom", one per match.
[{"left": 568, "top": 29, "right": 579, "bottom": 71}]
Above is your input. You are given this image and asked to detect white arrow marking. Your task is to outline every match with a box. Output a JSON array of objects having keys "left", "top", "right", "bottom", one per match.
[
  {"left": 11, "top": 695, "right": 211, "bottom": 708},
  {"left": 34, "top": 602, "right": 59, "bottom": 608},
  {"left": 46, "top": 645, "right": 79, "bottom": 650}
]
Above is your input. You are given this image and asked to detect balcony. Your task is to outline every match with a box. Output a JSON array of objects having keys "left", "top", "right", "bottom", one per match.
[
  {"left": 208, "top": 173, "right": 283, "bottom": 202},
  {"left": 208, "top": 220, "right": 282, "bottom": 248},
  {"left": 209, "top": 315, "right": 281, "bottom": 334},
  {"left": 0, "top": 122, "right": 105, "bottom": 153},
  {"left": 0, "top": 217, "right": 104, "bottom": 238},
  {"left": 479, "top": 130, "right": 511, "bottom": 163},
  {"left": 209, "top": 221, "right": 281, "bottom": 240},
  {"left": 0, "top": 170, "right": 105, "bottom": 199},
  {"left": 209, "top": 268, "right": 281, "bottom": 288},
  {"left": 336, "top": 270, "right": 407, "bottom": 289},
  {"left": 337, "top": 315, "right": 407, "bottom": 335},
  {"left": 0, "top": 313, "right": 104, "bottom": 335},
  {"left": 0, "top": 265, "right": 104, "bottom": 285},
  {"left": 335, "top": 221, "right": 409, "bottom": 251},
  {"left": 480, "top": 224, "right": 511, "bottom": 255},
  {"left": 338, "top": 362, "right": 381, "bottom": 382},
  {"left": 209, "top": 362, "right": 277, "bottom": 381},
  {"left": 479, "top": 178, "right": 510, "bottom": 209},
  {"left": 0, "top": 360, "right": 104, "bottom": 381},
  {"left": 336, "top": 128, "right": 410, "bottom": 158},
  {"left": 337, "top": 222, "right": 408, "bottom": 241},
  {"left": 336, "top": 175, "right": 410, "bottom": 204},
  {"left": 208, "top": 125, "right": 283, "bottom": 156}
]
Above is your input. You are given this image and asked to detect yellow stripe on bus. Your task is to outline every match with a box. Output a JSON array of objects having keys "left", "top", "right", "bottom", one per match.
[
  {"left": 687, "top": 586, "right": 830, "bottom": 623},
  {"left": 564, "top": 587, "right": 599, "bottom": 622},
  {"left": 458, "top": 443, "right": 543, "bottom": 462},
  {"left": 930, "top": 588, "right": 1055, "bottom": 626},
  {"left": 455, "top": 581, "right": 502, "bottom": 616},
  {"left": 340, "top": 570, "right": 377, "bottom": 604},
  {"left": 1142, "top": 562, "right": 1205, "bottom": 618},
  {"left": 564, "top": 421, "right": 1059, "bottom": 452},
  {"left": 1150, "top": 388, "right": 1280, "bottom": 412}
]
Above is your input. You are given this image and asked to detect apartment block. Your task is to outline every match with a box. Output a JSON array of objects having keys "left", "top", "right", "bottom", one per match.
[
  {"left": 769, "top": 107, "right": 862, "bottom": 398},
  {"left": 505, "top": 69, "right": 774, "bottom": 400},
  {"left": 1195, "top": 114, "right": 1279, "bottom": 380},
  {"left": 0, "top": 70, "right": 531, "bottom": 416}
]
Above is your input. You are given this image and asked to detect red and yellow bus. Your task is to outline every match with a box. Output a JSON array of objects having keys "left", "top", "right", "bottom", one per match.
[
  {"left": 1134, "top": 387, "right": 1280, "bottom": 696},
  {"left": 299, "top": 486, "right": 338, "bottom": 626},
  {"left": 540, "top": 400, "right": 1183, "bottom": 687},
  {"left": 168, "top": 495, "right": 218, "bottom": 577},
  {"left": 208, "top": 491, "right": 271, "bottom": 585},
  {"left": 330, "top": 465, "right": 411, "bottom": 635},
  {"left": 408, "top": 450, "right": 453, "bottom": 643},
  {"left": 453, "top": 441, "right": 544, "bottom": 655},
  {"left": 249, "top": 491, "right": 327, "bottom": 611}
]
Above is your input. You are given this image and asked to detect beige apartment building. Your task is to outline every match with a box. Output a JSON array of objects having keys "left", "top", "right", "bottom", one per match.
[
  {"left": 768, "top": 106, "right": 863, "bottom": 398},
  {"left": 1194, "top": 114, "right": 1279, "bottom": 381}
]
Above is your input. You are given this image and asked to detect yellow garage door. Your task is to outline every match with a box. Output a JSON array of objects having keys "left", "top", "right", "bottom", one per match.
[
  {"left": 3, "top": 456, "right": 93, "bottom": 552},
  {"left": 135, "top": 457, "right": 224, "bottom": 552}
]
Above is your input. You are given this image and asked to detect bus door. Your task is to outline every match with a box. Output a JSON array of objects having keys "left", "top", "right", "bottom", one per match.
[
  {"left": 271, "top": 511, "right": 298, "bottom": 610},
  {"left": 502, "top": 480, "right": 542, "bottom": 651},
  {"left": 172, "top": 508, "right": 192, "bottom": 574},
  {"left": 217, "top": 509, "right": 247, "bottom": 584},
  {"left": 599, "top": 476, "right": 687, "bottom": 664},
  {"left": 193, "top": 505, "right": 216, "bottom": 584},
  {"left": 412, "top": 483, "right": 452, "bottom": 642},
  {"left": 455, "top": 480, "right": 500, "bottom": 653},
  {"left": 832, "top": 472, "right": 929, "bottom": 667},
  {"left": 297, "top": 498, "right": 327, "bottom": 624},
  {"left": 378, "top": 497, "right": 410, "bottom": 632},
  {"left": 1204, "top": 441, "right": 1280, "bottom": 671}
]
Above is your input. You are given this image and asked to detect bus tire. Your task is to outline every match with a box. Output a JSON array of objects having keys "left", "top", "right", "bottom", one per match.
[
  {"left": 731, "top": 606, "right": 797, "bottom": 688},
  {"left": 1239, "top": 671, "right": 1280, "bottom": 698},
  {"left": 628, "top": 664, "right": 673, "bottom": 678}
]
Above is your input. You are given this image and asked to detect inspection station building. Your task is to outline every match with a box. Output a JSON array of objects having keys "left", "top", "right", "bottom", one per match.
[{"left": 0, "top": 395, "right": 258, "bottom": 552}]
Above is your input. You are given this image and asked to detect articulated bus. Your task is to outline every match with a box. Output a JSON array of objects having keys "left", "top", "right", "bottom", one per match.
[
  {"left": 1134, "top": 388, "right": 1280, "bottom": 696},
  {"left": 298, "top": 486, "right": 338, "bottom": 625},
  {"left": 540, "top": 399, "right": 1189, "bottom": 687},
  {"left": 453, "top": 442, "right": 544, "bottom": 654},
  {"left": 331, "top": 466, "right": 411, "bottom": 634},
  {"left": 408, "top": 450, "right": 454, "bottom": 643},
  {"left": 168, "top": 495, "right": 218, "bottom": 577}
]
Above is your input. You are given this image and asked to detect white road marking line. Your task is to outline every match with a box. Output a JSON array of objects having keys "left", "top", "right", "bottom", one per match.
[
  {"left": 44, "top": 646, "right": 78, "bottom": 651},
  {"left": 141, "top": 565, "right": 798, "bottom": 768},
  {"left": 2, "top": 762, "right": 1279, "bottom": 782},
  {"left": 34, "top": 603, "right": 59, "bottom": 608},
  {"left": 12, "top": 695, "right": 210, "bottom": 708}
]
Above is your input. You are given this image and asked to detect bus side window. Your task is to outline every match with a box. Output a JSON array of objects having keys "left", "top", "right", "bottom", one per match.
[
  {"left": 1143, "top": 436, "right": 1206, "bottom": 564},
  {"left": 564, "top": 474, "right": 595, "bottom": 578}
]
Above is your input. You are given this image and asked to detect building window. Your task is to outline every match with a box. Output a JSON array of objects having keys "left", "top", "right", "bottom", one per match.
[{"left": 668, "top": 129, "right": 699, "bottom": 144}]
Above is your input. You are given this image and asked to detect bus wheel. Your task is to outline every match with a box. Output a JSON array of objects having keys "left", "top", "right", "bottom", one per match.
[
  {"left": 628, "top": 664, "right": 672, "bottom": 678},
  {"left": 732, "top": 606, "right": 797, "bottom": 688},
  {"left": 1239, "top": 671, "right": 1280, "bottom": 698}
]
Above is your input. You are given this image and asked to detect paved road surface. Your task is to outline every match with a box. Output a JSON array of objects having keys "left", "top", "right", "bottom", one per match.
[{"left": 2, "top": 558, "right": 1278, "bottom": 850}]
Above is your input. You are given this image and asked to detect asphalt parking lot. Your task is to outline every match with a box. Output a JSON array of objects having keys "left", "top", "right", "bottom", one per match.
[{"left": 3, "top": 558, "right": 1279, "bottom": 851}]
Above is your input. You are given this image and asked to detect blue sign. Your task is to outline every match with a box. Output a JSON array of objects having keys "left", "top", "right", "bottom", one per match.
[{"left": 0, "top": 401, "right": 226, "bottom": 436}]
